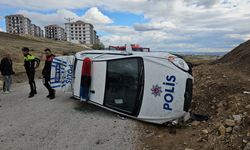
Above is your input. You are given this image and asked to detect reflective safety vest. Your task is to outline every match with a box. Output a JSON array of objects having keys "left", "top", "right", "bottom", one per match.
[
  {"left": 24, "top": 54, "right": 36, "bottom": 61},
  {"left": 23, "top": 54, "right": 40, "bottom": 72}
]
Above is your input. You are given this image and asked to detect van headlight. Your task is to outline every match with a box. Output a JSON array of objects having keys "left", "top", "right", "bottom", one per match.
[{"left": 168, "top": 56, "right": 189, "bottom": 71}]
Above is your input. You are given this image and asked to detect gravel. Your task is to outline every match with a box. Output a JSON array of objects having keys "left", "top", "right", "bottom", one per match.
[{"left": 0, "top": 80, "right": 139, "bottom": 150}]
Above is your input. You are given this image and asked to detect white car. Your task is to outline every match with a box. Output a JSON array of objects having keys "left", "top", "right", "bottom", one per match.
[{"left": 50, "top": 50, "right": 193, "bottom": 124}]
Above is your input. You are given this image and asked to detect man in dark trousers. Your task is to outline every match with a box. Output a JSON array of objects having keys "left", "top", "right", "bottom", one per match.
[
  {"left": 42, "top": 48, "right": 55, "bottom": 99},
  {"left": 22, "top": 47, "right": 40, "bottom": 98},
  {"left": 0, "top": 53, "right": 15, "bottom": 93}
]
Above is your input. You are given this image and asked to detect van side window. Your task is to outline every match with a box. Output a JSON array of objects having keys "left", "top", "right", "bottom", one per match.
[{"left": 104, "top": 57, "right": 144, "bottom": 116}]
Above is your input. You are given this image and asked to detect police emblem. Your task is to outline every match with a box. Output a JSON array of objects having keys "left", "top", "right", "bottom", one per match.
[{"left": 151, "top": 84, "right": 162, "bottom": 97}]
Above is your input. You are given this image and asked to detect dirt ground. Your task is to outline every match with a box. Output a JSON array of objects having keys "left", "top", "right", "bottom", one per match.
[{"left": 137, "top": 61, "right": 250, "bottom": 150}]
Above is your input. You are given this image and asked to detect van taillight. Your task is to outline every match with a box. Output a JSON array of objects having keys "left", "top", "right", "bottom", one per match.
[
  {"left": 80, "top": 57, "right": 92, "bottom": 100},
  {"left": 82, "top": 57, "right": 91, "bottom": 76}
]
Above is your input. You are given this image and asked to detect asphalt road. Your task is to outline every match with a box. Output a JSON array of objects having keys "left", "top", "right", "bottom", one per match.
[{"left": 0, "top": 80, "right": 139, "bottom": 150}]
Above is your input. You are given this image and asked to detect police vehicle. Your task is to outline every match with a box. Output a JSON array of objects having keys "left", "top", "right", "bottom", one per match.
[{"left": 50, "top": 48, "right": 193, "bottom": 124}]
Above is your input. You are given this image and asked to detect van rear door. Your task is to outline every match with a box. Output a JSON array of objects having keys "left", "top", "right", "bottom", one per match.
[{"left": 50, "top": 56, "right": 75, "bottom": 92}]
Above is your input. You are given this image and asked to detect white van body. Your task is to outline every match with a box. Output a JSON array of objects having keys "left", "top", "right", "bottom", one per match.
[{"left": 50, "top": 50, "right": 193, "bottom": 124}]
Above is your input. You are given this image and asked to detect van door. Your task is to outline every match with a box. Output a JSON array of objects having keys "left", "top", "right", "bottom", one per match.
[
  {"left": 50, "top": 56, "right": 75, "bottom": 92},
  {"left": 104, "top": 57, "right": 144, "bottom": 116},
  {"left": 88, "top": 61, "right": 107, "bottom": 104}
]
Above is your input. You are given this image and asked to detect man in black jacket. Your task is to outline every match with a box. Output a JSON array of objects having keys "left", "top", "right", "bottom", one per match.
[
  {"left": 0, "top": 54, "right": 15, "bottom": 93},
  {"left": 42, "top": 48, "right": 56, "bottom": 99},
  {"left": 22, "top": 47, "right": 40, "bottom": 98}
]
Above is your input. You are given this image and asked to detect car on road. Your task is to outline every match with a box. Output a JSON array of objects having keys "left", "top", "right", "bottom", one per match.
[{"left": 50, "top": 49, "right": 193, "bottom": 124}]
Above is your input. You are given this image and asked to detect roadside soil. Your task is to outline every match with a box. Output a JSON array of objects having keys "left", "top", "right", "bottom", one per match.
[{"left": 137, "top": 61, "right": 250, "bottom": 150}]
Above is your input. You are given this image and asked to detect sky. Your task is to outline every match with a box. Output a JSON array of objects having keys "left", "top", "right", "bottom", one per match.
[{"left": 0, "top": 0, "right": 250, "bottom": 52}]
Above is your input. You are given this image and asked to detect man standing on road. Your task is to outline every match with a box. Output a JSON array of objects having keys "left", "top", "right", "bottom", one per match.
[
  {"left": 0, "top": 53, "right": 15, "bottom": 93},
  {"left": 22, "top": 47, "right": 40, "bottom": 98},
  {"left": 42, "top": 48, "right": 56, "bottom": 99}
]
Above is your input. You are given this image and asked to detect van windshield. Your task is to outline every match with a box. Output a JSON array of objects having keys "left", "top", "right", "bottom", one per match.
[{"left": 104, "top": 57, "right": 144, "bottom": 116}]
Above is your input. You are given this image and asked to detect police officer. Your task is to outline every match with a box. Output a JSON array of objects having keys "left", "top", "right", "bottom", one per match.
[
  {"left": 22, "top": 47, "right": 40, "bottom": 98},
  {"left": 42, "top": 48, "right": 55, "bottom": 99}
]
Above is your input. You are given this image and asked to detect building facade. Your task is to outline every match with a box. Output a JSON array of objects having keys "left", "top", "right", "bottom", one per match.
[
  {"left": 65, "top": 20, "right": 100, "bottom": 45},
  {"left": 45, "top": 25, "right": 66, "bottom": 41},
  {"left": 5, "top": 14, "right": 44, "bottom": 37},
  {"left": 30, "top": 24, "right": 44, "bottom": 37},
  {"left": 5, "top": 14, "right": 31, "bottom": 35}
]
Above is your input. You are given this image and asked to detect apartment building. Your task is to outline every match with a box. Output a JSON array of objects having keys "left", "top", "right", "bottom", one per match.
[
  {"left": 5, "top": 14, "right": 44, "bottom": 37},
  {"left": 31, "top": 24, "right": 44, "bottom": 37},
  {"left": 5, "top": 14, "right": 31, "bottom": 35},
  {"left": 93, "top": 30, "right": 100, "bottom": 45},
  {"left": 37, "top": 26, "right": 44, "bottom": 37},
  {"left": 45, "top": 25, "right": 66, "bottom": 41},
  {"left": 65, "top": 20, "right": 100, "bottom": 45}
]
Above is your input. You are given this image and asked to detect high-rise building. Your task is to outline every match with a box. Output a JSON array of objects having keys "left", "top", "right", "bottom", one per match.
[
  {"left": 5, "top": 14, "right": 31, "bottom": 35},
  {"left": 93, "top": 30, "right": 100, "bottom": 45},
  {"left": 45, "top": 25, "right": 66, "bottom": 40},
  {"left": 37, "top": 25, "right": 44, "bottom": 37},
  {"left": 5, "top": 14, "right": 44, "bottom": 37},
  {"left": 30, "top": 24, "right": 43, "bottom": 37},
  {"left": 65, "top": 20, "right": 100, "bottom": 44}
]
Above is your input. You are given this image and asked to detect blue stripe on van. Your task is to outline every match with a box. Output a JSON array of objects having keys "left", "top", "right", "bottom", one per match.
[{"left": 53, "top": 58, "right": 67, "bottom": 64}]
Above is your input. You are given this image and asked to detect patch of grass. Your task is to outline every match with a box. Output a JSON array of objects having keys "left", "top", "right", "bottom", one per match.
[{"left": 0, "top": 31, "right": 88, "bottom": 74}]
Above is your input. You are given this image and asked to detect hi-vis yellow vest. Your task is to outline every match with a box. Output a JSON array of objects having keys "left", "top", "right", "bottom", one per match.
[{"left": 24, "top": 54, "right": 35, "bottom": 61}]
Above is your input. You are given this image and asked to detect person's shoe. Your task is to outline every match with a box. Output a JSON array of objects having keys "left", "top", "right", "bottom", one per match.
[
  {"left": 3, "top": 91, "right": 10, "bottom": 94},
  {"left": 29, "top": 92, "right": 34, "bottom": 98},
  {"left": 46, "top": 94, "right": 50, "bottom": 98},
  {"left": 49, "top": 90, "right": 55, "bottom": 100},
  {"left": 49, "top": 94, "right": 55, "bottom": 100},
  {"left": 34, "top": 90, "right": 37, "bottom": 94},
  {"left": 28, "top": 94, "right": 34, "bottom": 98}
]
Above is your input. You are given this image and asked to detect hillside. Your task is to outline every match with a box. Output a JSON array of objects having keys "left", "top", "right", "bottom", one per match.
[
  {"left": 0, "top": 31, "right": 88, "bottom": 80},
  {"left": 219, "top": 39, "right": 250, "bottom": 73}
]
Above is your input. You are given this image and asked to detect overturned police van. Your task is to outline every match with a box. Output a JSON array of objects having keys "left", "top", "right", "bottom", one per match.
[{"left": 50, "top": 49, "right": 193, "bottom": 124}]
